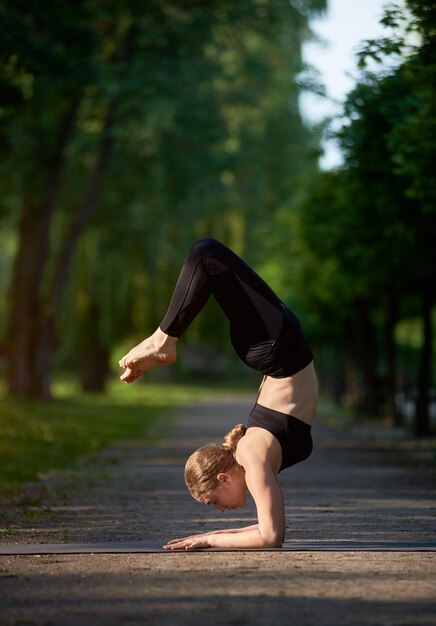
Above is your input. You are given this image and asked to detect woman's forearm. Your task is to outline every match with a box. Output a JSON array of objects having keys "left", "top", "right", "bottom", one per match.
[
  {"left": 163, "top": 524, "right": 279, "bottom": 550},
  {"left": 209, "top": 527, "right": 281, "bottom": 549}
]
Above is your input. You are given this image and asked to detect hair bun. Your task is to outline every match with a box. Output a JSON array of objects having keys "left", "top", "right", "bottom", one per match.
[{"left": 222, "top": 424, "right": 247, "bottom": 453}]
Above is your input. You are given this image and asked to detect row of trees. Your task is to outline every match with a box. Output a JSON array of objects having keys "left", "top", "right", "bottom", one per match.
[
  {"left": 262, "top": 1, "right": 435, "bottom": 435},
  {"left": 1, "top": 1, "right": 434, "bottom": 435},
  {"left": 0, "top": 0, "right": 326, "bottom": 395}
]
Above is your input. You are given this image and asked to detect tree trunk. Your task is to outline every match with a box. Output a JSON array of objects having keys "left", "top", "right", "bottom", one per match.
[
  {"left": 385, "top": 290, "right": 399, "bottom": 426},
  {"left": 415, "top": 287, "right": 433, "bottom": 436},
  {"left": 50, "top": 100, "right": 116, "bottom": 313},
  {"left": 81, "top": 344, "right": 111, "bottom": 392},
  {"left": 31, "top": 100, "right": 116, "bottom": 396},
  {"left": 7, "top": 96, "right": 81, "bottom": 397},
  {"left": 79, "top": 300, "right": 110, "bottom": 392},
  {"left": 342, "top": 321, "right": 359, "bottom": 409},
  {"left": 30, "top": 308, "right": 55, "bottom": 398},
  {"left": 7, "top": 200, "right": 43, "bottom": 395},
  {"left": 359, "top": 300, "right": 379, "bottom": 418}
]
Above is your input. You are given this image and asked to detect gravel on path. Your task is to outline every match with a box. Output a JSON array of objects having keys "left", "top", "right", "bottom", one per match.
[{"left": 1, "top": 393, "right": 435, "bottom": 625}]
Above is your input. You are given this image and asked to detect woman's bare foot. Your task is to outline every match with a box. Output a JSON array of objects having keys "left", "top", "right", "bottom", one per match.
[{"left": 119, "top": 328, "right": 178, "bottom": 383}]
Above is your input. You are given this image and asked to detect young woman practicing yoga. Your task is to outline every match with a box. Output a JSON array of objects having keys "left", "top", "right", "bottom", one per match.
[{"left": 119, "top": 238, "right": 318, "bottom": 549}]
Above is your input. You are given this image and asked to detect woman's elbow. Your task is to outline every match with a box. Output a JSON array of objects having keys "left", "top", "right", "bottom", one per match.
[{"left": 261, "top": 529, "right": 283, "bottom": 549}]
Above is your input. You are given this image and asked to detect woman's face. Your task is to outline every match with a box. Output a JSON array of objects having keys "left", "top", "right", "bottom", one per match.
[{"left": 199, "top": 467, "right": 247, "bottom": 512}]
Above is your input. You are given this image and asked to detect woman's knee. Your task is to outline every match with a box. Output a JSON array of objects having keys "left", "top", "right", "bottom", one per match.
[{"left": 187, "top": 237, "right": 221, "bottom": 261}]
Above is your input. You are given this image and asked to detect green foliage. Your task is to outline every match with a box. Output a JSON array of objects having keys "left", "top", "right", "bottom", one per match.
[
  {"left": 0, "top": 0, "right": 327, "bottom": 396},
  {"left": 342, "top": 1, "right": 436, "bottom": 294},
  {"left": 260, "top": 1, "right": 435, "bottom": 427}
]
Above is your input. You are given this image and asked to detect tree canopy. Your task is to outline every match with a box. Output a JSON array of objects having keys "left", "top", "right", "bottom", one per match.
[
  {"left": 1, "top": 0, "right": 433, "bottom": 436},
  {"left": 264, "top": 0, "right": 435, "bottom": 433},
  {"left": 0, "top": 0, "right": 326, "bottom": 395}
]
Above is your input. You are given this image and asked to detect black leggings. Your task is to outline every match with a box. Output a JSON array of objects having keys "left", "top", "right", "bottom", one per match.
[{"left": 160, "top": 238, "right": 312, "bottom": 378}]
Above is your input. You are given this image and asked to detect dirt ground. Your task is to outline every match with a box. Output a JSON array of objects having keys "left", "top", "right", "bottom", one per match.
[{"left": 1, "top": 394, "right": 436, "bottom": 625}]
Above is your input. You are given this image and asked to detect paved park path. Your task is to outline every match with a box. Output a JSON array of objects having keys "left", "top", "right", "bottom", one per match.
[{"left": 1, "top": 392, "right": 435, "bottom": 625}]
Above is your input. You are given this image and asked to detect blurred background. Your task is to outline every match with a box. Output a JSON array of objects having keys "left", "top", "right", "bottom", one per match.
[{"left": 0, "top": 0, "right": 435, "bottom": 490}]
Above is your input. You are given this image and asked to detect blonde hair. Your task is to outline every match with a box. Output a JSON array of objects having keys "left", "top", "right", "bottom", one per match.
[{"left": 184, "top": 424, "right": 247, "bottom": 499}]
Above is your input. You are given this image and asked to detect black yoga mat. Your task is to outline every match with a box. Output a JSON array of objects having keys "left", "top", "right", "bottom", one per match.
[{"left": 1, "top": 540, "right": 436, "bottom": 554}]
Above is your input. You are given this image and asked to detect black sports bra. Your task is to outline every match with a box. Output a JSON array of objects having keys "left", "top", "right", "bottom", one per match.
[{"left": 246, "top": 403, "right": 313, "bottom": 472}]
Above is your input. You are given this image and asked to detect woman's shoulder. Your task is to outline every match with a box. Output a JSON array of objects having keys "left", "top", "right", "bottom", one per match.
[{"left": 235, "top": 427, "right": 282, "bottom": 474}]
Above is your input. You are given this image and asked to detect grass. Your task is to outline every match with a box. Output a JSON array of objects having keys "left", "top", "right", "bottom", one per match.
[{"left": 0, "top": 375, "right": 247, "bottom": 496}]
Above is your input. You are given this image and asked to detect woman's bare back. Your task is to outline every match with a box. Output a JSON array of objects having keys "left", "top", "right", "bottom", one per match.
[{"left": 257, "top": 360, "right": 318, "bottom": 426}]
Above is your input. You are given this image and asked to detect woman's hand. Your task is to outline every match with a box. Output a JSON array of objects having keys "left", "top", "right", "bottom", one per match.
[
  {"left": 163, "top": 534, "right": 212, "bottom": 551},
  {"left": 163, "top": 525, "right": 259, "bottom": 550}
]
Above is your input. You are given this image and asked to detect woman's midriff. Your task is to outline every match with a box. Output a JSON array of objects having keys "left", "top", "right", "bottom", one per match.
[{"left": 256, "top": 360, "right": 318, "bottom": 426}]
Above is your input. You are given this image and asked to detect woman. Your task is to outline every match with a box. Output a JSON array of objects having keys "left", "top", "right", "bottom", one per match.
[{"left": 119, "top": 238, "right": 318, "bottom": 549}]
